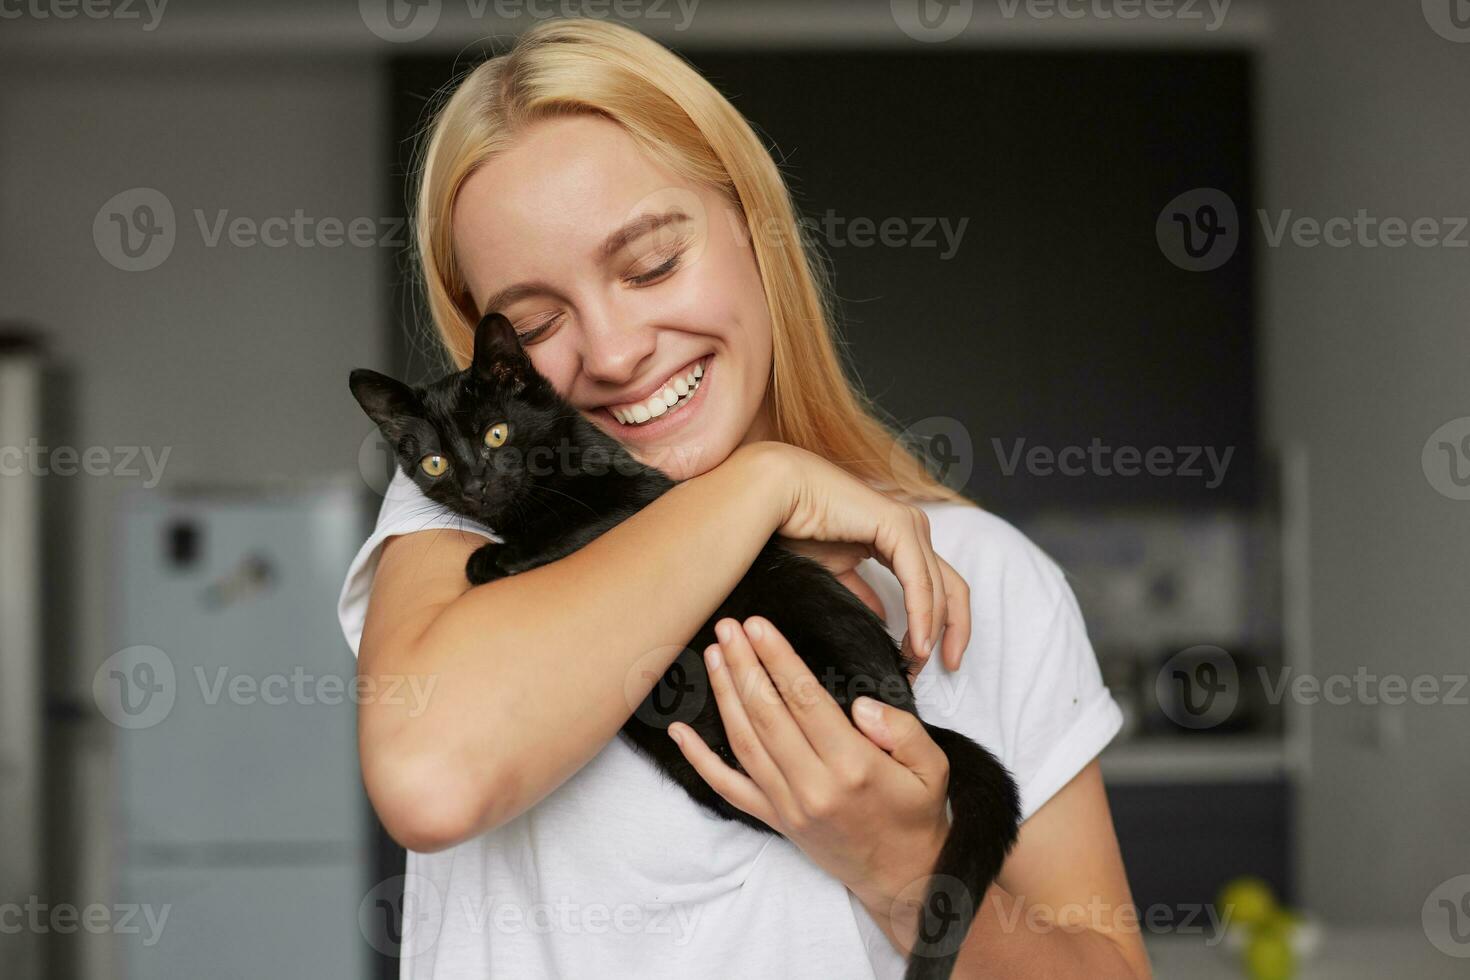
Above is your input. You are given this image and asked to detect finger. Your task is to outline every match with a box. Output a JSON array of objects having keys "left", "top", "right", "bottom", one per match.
[
  {"left": 850, "top": 697, "right": 950, "bottom": 790},
  {"left": 874, "top": 514, "right": 935, "bottom": 662},
  {"left": 937, "top": 559, "right": 972, "bottom": 672},
  {"left": 911, "top": 507, "right": 946, "bottom": 670},
  {"left": 667, "top": 722, "right": 779, "bottom": 826},
  {"left": 702, "top": 640, "right": 796, "bottom": 808},
  {"left": 741, "top": 616, "right": 865, "bottom": 762},
  {"left": 713, "top": 619, "right": 825, "bottom": 783}
]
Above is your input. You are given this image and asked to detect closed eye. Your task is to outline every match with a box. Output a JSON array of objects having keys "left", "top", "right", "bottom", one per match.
[
  {"left": 514, "top": 311, "right": 564, "bottom": 345},
  {"left": 507, "top": 240, "right": 687, "bottom": 343},
  {"left": 625, "top": 246, "right": 686, "bottom": 287}
]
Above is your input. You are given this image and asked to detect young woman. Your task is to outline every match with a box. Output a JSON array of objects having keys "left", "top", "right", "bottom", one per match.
[{"left": 337, "top": 18, "right": 1149, "bottom": 980}]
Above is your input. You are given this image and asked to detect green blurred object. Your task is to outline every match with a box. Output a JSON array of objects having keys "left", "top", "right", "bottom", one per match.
[
  {"left": 1219, "top": 876, "right": 1279, "bottom": 930},
  {"left": 1245, "top": 929, "right": 1296, "bottom": 980}
]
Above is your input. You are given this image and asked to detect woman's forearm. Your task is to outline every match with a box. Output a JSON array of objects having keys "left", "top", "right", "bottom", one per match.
[
  {"left": 862, "top": 883, "right": 1146, "bottom": 980},
  {"left": 358, "top": 444, "right": 788, "bottom": 850}
]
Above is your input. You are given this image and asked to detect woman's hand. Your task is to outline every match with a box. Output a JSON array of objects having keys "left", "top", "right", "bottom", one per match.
[
  {"left": 736, "top": 441, "right": 971, "bottom": 675},
  {"left": 667, "top": 614, "right": 954, "bottom": 932}
]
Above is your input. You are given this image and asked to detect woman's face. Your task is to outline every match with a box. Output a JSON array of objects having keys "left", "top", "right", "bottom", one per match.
[{"left": 451, "top": 114, "right": 776, "bottom": 480}]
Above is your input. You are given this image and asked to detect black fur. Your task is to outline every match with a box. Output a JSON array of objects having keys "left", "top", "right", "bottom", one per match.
[{"left": 350, "top": 313, "right": 1021, "bottom": 980}]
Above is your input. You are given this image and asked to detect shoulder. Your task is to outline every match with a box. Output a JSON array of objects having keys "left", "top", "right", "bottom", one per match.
[
  {"left": 896, "top": 501, "right": 1123, "bottom": 819},
  {"left": 916, "top": 500, "right": 1073, "bottom": 611},
  {"left": 336, "top": 468, "right": 497, "bottom": 658}
]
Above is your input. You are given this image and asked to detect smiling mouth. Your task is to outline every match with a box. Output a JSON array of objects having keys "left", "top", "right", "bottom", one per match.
[{"left": 608, "top": 357, "right": 708, "bottom": 426}]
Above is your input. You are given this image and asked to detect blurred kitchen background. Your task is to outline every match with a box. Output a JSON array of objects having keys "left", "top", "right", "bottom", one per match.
[{"left": 2, "top": 1, "right": 1468, "bottom": 977}]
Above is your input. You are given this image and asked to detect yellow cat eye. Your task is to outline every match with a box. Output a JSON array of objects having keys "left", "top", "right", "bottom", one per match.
[
  {"left": 419, "top": 454, "right": 449, "bottom": 477},
  {"left": 484, "top": 422, "right": 510, "bottom": 448}
]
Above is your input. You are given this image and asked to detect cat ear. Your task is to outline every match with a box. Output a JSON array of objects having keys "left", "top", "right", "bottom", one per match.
[
  {"left": 472, "top": 312, "right": 533, "bottom": 387},
  {"left": 349, "top": 369, "right": 423, "bottom": 443}
]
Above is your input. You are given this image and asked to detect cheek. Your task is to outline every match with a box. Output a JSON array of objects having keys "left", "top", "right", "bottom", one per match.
[
  {"left": 687, "top": 223, "right": 773, "bottom": 363},
  {"left": 524, "top": 344, "right": 580, "bottom": 397}
]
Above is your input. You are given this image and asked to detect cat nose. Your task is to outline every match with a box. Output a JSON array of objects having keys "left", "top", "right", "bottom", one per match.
[{"left": 462, "top": 476, "right": 486, "bottom": 499}]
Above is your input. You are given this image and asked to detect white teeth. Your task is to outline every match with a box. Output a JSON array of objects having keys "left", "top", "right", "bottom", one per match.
[{"left": 610, "top": 358, "right": 707, "bottom": 427}]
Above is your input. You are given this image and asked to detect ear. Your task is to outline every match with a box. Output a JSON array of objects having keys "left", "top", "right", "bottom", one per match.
[
  {"left": 348, "top": 369, "right": 423, "bottom": 442},
  {"left": 471, "top": 313, "right": 533, "bottom": 387}
]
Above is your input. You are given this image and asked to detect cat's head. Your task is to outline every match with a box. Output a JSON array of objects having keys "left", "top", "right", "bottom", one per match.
[{"left": 349, "top": 313, "right": 577, "bottom": 526}]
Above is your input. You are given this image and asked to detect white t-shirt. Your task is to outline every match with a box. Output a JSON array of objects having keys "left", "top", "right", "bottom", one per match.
[{"left": 337, "top": 467, "right": 1123, "bottom": 980}]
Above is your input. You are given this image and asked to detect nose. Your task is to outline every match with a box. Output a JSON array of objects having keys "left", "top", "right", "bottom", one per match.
[{"left": 576, "top": 303, "right": 657, "bottom": 386}]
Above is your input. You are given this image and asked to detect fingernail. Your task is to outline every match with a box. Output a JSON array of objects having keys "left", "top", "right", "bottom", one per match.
[
  {"left": 744, "top": 617, "right": 764, "bottom": 641},
  {"left": 668, "top": 724, "right": 685, "bottom": 746},
  {"left": 705, "top": 644, "right": 723, "bottom": 671},
  {"left": 853, "top": 696, "right": 883, "bottom": 728},
  {"left": 715, "top": 619, "right": 734, "bottom": 645}
]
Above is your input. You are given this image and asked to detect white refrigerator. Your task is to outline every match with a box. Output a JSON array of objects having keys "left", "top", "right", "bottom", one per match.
[{"left": 109, "top": 478, "right": 374, "bottom": 978}]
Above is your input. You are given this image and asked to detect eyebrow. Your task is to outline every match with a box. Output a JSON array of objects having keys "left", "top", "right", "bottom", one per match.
[
  {"left": 479, "top": 208, "right": 692, "bottom": 317},
  {"left": 599, "top": 208, "right": 690, "bottom": 261}
]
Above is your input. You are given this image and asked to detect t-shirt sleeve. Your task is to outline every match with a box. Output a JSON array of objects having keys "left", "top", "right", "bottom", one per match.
[
  {"left": 335, "top": 467, "right": 499, "bottom": 659},
  {"left": 867, "top": 504, "right": 1124, "bottom": 822}
]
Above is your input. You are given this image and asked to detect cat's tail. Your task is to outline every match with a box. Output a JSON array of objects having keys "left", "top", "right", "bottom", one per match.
[{"left": 901, "top": 724, "right": 1022, "bottom": 980}]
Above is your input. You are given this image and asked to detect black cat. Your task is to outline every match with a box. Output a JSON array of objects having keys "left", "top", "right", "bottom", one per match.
[{"left": 350, "top": 313, "right": 1020, "bottom": 980}]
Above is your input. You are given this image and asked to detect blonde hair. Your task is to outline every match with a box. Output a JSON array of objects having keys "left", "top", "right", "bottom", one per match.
[{"left": 410, "top": 18, "right": 966, "bottom": 503}]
